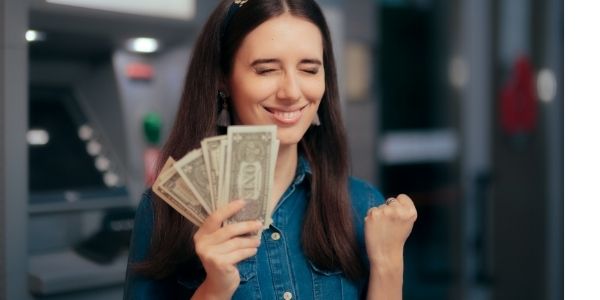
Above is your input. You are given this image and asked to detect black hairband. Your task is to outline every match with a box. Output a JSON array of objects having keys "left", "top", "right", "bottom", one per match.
[{"left": 221, "top": 0, "right": 249, "bottom": 39}]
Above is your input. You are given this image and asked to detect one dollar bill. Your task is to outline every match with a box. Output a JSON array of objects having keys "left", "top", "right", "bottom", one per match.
[{"left": 220, "top": 125, "right": 277, "bottom": 227}]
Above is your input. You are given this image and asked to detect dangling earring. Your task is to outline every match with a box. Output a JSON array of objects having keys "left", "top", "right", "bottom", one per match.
[
  {"left": 217, "top": 91, "right": 231, "bottom": 127},
  {"left": 311, "top": 113, "right": 321, "bottom": 126}
]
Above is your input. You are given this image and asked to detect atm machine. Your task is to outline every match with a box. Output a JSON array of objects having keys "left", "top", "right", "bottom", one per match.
[
  {"left": 22, "top": 1, "right": 348, "bottom": 298},
  {"left": 25, "top": 0, "right": 199, "bottom": 298}
]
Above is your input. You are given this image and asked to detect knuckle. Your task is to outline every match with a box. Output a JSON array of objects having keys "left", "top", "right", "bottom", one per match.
[
  {"left": 406, "top": 204, "right": 417, "bottom": 216},
  {"left": 397, "top": 194, "right": 411, "bottom": 201},
  {"left": 196, "top": 246, "right": 208, "bottom": 260},
  {"left": 384, "top": 205, "right": 393, "bottom": 212},
  {"left": 371, "top": 209, "right": 381, "bottom": 218},
  {"left": 382, "top": 207, "right": 394, "bottom": 217},
  {"left": 392, "top": 213, "right": 404, "bottom": 222},
  {"left": 205, "top": 214, "right": 218, "bottom": 225},
  {"left": 411, "top": 209, "right": 418, "bottom": 221},
  {"left": 367, "top": 207, "right": 375, "bottom": 215},
  {"left": 242, "top": 221, "right": 255, "bottom": 230},
  {"left": 193, "top": 228, "right": 206, "bottom": 241},
  {"left": 231, "top": 222, "right": 249, "bottom": 234},
  {"left": 392, "top": 204, "right": 404, "bottom": 212}
]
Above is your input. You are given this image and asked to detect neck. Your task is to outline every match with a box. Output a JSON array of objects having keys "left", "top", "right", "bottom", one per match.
[{"left": 271, "top": 143, "right": 298, "bottom": 205}]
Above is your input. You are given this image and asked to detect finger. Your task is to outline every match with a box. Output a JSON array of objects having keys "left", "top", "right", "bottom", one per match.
[
  {"left": 212, "top": 220, "right": 263, "bottom": 244},
  {"left": 212, "top": 237, "right": 261, "bottom": 254},
  {"left": 224, "top": 248, "right": 259, "bottom": 265},
  {"left": 369, "top": 206, "right": 382, "bottom": 219},
  {"left": 395, "top": 194, "right": 413, "bottom": 206},
  {"left": 203, "top": 199, "right": 246, "bottom": 232},
  {"left": 386, "top": 197, "right": 401, "bottom": 207},
  {"left": 397, "top": 194, "right": 417, "bottom": 215},
  {"left": 367, "top": 207, "right": 375, "bottom": 215},
  {"left": 384, "top": 197, "right": 397, "bottom": 205},
  {"left": 366, "top": 206, "right": 380, "bottom": 218}
]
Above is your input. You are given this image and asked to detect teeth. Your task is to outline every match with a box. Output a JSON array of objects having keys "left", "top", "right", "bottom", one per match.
[{"left": 273, "top": 110, "right": 300, "bottom": 120}]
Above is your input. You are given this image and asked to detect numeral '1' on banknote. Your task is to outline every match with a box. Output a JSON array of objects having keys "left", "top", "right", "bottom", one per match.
[{"left": 221, "top": 125, "right": 277, "bottom": 225}]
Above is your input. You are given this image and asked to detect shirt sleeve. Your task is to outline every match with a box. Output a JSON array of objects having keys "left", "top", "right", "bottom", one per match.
[
  {"left": 123, "top": 191, "right": 175, "bottom": 300},
  {"left": 348, "top": 177, "right": 386, "bottom": 265},
  {"left": 348, "top": 178, "right": 386, "bottom": 299}
]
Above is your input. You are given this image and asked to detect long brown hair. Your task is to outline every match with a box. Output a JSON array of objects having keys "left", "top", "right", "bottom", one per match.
[{"left": 136, "top": 0, "right": 365, "bottom": 281}]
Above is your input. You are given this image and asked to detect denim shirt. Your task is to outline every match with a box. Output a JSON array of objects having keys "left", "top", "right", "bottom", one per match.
[{"left": 124, "top": 158, "right": 385, "bottom": 299}]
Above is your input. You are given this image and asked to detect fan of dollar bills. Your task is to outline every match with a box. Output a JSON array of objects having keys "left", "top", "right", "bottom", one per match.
[{"left": 152, "top": 125, "right": 279, "bottom": 229}]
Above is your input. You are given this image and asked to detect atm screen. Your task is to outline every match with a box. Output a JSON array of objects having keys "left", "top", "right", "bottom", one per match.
[{"left": 28, "top": 86, "right": 127, "bottom": 207}]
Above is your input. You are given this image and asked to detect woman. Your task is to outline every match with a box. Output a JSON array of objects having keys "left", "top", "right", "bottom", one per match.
[{"left": 124, "top": 0, "right": 417, "bottom": 299}]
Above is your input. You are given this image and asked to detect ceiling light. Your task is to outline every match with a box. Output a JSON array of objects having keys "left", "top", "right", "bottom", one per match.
[
  {"left": 27, "top": 129, "right": 49, "bottom": 146},
  {"left": 126, "top": 37, "right": 160, "bottom": 53},
  {"left": 537, "top": 68, "right": 557, "bottom": 103},
  {"left": 26, "top": 30, "right": 46, "bottom": 42}
]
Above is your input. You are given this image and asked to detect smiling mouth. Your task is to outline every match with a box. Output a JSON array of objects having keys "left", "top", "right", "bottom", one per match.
[{"left": 263, "top": 104, "right": 309, "bottom": 124}]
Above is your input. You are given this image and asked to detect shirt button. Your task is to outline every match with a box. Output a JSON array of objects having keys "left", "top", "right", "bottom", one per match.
[
  {"left": 271, "top": 232, "right": 281, "bottom": 241},
  {"left": 283, "top": 291, "right": 293, "bottom": 300}
]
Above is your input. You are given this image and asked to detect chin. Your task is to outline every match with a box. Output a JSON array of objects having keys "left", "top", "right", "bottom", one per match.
[{"left": 275, "top": 127, "right": 307, "bottom": 147}]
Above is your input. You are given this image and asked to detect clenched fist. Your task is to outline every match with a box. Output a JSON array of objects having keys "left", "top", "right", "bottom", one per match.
[{"left": 364, "top": 194, "right": 417, "bottom": 270}]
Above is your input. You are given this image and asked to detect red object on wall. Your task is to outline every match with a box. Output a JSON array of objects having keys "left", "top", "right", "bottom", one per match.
[
  {"left": 126, "top": 62, "right": 155, "bottom": 81},
  {"left": 499, "top": 56, "right": 538, "bottom": 135}
]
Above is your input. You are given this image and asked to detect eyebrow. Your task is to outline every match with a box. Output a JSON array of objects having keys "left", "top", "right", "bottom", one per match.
[
  {"left": 299, "top": 58, "right": 323, "bottom": 65},
  {"left": 250, "top": 58, "right": 323, "bottom": 67}
]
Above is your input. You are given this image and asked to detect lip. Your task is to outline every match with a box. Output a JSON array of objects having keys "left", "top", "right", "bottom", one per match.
[{"left": 262, "top": 104, "right": 309, "bottom": 125}]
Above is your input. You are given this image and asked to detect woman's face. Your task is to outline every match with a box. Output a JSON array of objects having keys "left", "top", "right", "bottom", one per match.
[{"left": 228, "top": 13, "right": 325, "bottom": 147}]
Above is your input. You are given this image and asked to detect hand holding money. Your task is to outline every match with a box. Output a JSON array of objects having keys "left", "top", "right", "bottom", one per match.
[
  {"left": 191, "top": 199, "right": 263, "bottom": 299},
  {"left": 151, "top": 125, "right": 279, "bottom": 231}
]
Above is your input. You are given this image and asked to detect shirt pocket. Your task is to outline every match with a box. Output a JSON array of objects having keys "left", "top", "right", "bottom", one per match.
[
  {"left": 309, "top": 262, "right": 360, "bottom": 300},
  {"left": 237, "top": 256, "right": 257, "bottom": 282},
  {"left": 232, "top": 256, "right": 261, "bottom": 299}
]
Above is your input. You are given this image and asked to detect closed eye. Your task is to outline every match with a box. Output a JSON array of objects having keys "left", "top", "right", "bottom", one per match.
[
  {"left": 299, "top": 59, "right": 322, "bottom": 75},
  {"left": 302, "top": 68, "right": 320, "bottom": 75},
  {"left": 304, "top": 67, "right": 321, "bottom": 74},
  {"left": 251, "top": 59, "right": 280, "bottom": 75},
  {"left": 255, "top": 68, "right": 278, "bottom": 75}
]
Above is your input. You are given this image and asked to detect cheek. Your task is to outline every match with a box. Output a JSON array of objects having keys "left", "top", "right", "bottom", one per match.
[
  {"left": 232, "top": 81, "right": 271, "bottom": 107},
  {"left": 303, "top": 80, "right": 326, "bottom": 104}
]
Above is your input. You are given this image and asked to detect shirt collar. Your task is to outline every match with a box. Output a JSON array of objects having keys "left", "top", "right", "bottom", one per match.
[{"left": 292, "top": 155, "right": 312, "bottom": 186}]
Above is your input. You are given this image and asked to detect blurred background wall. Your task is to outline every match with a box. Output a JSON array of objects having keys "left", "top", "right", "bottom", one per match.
[{"left": 0, "top": 0, "right": 563, "bottom": 299}]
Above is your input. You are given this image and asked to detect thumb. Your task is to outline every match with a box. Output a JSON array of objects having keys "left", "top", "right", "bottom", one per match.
[{"left": 203, "top": 199, "right": 246, "bottom": 231}]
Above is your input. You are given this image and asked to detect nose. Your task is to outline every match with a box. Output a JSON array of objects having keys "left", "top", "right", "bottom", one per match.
[{"left": 276, "top": 73, "right": 301, "bottom": 102}]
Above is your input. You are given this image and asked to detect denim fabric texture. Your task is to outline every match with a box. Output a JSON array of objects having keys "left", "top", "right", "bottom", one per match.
[{"left": 124, "top": 157, "right": 385, "bottom": 299}]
